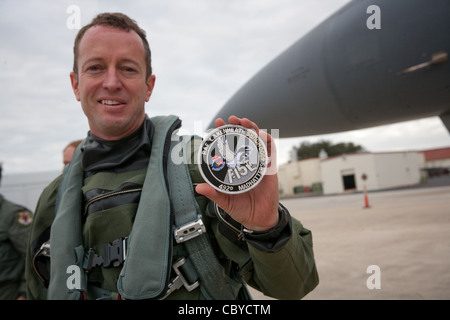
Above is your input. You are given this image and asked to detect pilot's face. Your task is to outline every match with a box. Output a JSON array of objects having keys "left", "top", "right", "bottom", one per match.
[{"left": 70, "top": 26, "right": 155, "bottom": 140}]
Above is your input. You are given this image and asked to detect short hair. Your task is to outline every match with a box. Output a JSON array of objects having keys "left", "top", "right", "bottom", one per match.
[
  {"left": 63, "top": 139, "right": 83, "bottom": 152},
  {"left": 72, "top": 12, "right": 152, "bottom": 79}
]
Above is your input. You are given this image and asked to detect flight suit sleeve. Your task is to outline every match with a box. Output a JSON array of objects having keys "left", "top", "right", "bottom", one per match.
[
  {"left": 7, "top": 207, "right": 33, "bottom": 258},
  {"left": 5, "top": 204, "right": 33, "bottom": 298},
  {"left": 245, "top": 207, "right": 319, "bottom": 299},
  {"left": 25, "top": 175, "right": 62, "bottom": 300},
  {"left": 205, "top": 201, "right": 319, "bottom": 300}
]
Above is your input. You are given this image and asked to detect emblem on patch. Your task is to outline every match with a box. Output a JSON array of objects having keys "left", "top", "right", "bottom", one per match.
[
  {"left": 198, "top": 124, "right": 267, "bottom": 194},
  {"left": 18, "top": 211, "right": 33, "bottom": 226}
]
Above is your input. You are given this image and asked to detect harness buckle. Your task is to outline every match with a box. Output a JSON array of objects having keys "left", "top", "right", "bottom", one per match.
[
  {"left": 174, "top": 217, "right": 206, "bottom": 243},
  {"left": 84, "top": 237, "right": 128, "bottom": 272},
  {"left": 103, "top": 238, "right": 127, "bottom": 268},
  {"left": 160, "top": 258, "right": 200, "bottom": 300},
  {"left": 84, "top": 249, "right": 104, "bottom": 272}
]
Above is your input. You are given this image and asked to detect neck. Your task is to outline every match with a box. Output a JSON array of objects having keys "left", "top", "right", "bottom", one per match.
[
  {"left": 81, "top": 115, "right": 153, "bottom": 175},
  {"left": 89, "top": 115, "right": 146, "bottom": 141}
]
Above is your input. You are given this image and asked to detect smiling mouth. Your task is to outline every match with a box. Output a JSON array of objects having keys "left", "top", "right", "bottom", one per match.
[{"left": 99, "top": 100, "right": 124, "bottom": 106}]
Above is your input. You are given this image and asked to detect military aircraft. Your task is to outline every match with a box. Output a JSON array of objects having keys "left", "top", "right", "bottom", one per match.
[{"left": 210, "top": 0, "right": 450, "bottom": 138}]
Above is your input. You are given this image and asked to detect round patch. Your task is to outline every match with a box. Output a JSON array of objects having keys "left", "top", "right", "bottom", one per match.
[{"left": 198, "top": 124, "right": 268, "bottom": 194}]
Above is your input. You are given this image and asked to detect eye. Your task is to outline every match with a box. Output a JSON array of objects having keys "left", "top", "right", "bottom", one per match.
[
  {"left": 123, "top": 66, "right": 137, "bottom": 73},
  {"left": 86, "top": 65, "right": 103, "bottom": 73}
]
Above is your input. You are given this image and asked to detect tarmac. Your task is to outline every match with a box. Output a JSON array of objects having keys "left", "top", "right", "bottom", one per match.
[{"left": 249, "top": 177, "right": 450, "bottom": 300}]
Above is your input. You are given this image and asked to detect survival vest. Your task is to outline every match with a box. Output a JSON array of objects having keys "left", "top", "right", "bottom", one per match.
[{"left": 41, "top": 115, "right": 244, "bottom": 300}]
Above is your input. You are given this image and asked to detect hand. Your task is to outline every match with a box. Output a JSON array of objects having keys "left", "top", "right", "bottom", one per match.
[{"left": 195, "top": 115, "right": 279, "bottom": 231}]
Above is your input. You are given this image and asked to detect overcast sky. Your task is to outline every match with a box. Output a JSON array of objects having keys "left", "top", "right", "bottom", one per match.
[{"left": 1, "top": 0, "right": 449, "bottom": 175}]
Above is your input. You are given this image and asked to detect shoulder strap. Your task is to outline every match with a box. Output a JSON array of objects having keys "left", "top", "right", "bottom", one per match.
[
  {"left": 48, "top": 142, "right": 87, "bottom": 299},
  {"left": 117, "top": 115, "right": 181, "bottom": 299},
  {"left": 167, "top": 134, "right": 237, "bottom": 300}
]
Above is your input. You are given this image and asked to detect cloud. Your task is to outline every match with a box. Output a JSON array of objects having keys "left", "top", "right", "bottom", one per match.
[{"left": 1, "top": 0, "right": 448, "bottom": 174}]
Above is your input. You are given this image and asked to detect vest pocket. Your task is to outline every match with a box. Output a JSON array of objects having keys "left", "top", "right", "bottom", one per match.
[{"left": 83, "top": 183, "right": 143, "bottom": 219}]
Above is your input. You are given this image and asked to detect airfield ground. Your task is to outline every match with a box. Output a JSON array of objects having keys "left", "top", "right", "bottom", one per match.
[{"left": 249, "top": 178, "right": 450, "bottom": 300}]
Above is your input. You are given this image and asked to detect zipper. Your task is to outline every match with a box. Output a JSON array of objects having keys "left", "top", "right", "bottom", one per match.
[{"left": 83, "top": 188, "right": 143, "bottom": 217}]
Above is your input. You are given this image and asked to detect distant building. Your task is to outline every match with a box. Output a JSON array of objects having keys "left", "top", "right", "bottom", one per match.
[
  {"left": 421, "top": 147, "right": 450, "bottom": 177},
  {"left": 278, "top": 158, "right": 322, "bottom": 197},
  {"left": 320, "top": 151, "right": 424, "bottom": 195},
  {"left": 278, "top": 147, "right": 450, "bottom": 197}
]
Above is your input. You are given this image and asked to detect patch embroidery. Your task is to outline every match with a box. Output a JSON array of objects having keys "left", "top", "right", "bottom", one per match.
[{"left": 18, "top": 211, "right": 33, "bottom": 225}]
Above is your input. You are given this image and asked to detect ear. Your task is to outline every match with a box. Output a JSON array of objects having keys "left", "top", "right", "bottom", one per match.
[
  {"left": 70, "top": 72, "right": 81, "bottom": 101},
  {"left": 145, "top": 74, "right": 156, "bottom": 102}
]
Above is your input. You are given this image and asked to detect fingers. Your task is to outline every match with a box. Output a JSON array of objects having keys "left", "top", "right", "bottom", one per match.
[
  {"left": 215, "top": 115, "right": 259, "bottom": 133},
  {"left": 228, "top": 116, "right": 259, "bottom": 134},
  {"left": 213, "top": 115, "right": 277, "bottom": 173},
  {"left": 214, "top": 118, "right": 226, "bottom": 128}
]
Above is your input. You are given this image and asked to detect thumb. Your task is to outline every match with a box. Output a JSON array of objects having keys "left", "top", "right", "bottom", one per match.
[
  {"left": 195, "top": 183, "right": 231, "bottom": 212},
  {"left": 195, "top": 183, "right": 220, "bottom": 201}
]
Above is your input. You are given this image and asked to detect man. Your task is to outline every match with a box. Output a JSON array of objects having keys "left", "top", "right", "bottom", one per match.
[
  {"left": 63, "top": 139, "right": 83, "bottom": 168},
  {"left": 26, "top": 12, "right": 318, "bottom": 300},
  {"left": 0, "top": 164, "right": 33, "bottom": 299}
]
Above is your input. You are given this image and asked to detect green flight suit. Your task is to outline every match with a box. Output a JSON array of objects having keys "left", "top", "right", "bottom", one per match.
[
  {"left": 26, "top": 116, "right": 319, "bottom": 300},
  {"left": 0, "top": 194, "right": 33, "bottom": 299}
]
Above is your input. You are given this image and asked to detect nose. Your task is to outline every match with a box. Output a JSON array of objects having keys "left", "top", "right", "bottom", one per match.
[{"left": 102, "top": 68, "right": 122, "bottom": 91}]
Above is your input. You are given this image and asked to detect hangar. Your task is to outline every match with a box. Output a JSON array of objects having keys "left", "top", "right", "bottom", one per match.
[
  {"left": 319, "top": 151, "right": 424, "bottom": 195},
  {"left": 278, "top": 147, "right": 450, "bottom": 197}
]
